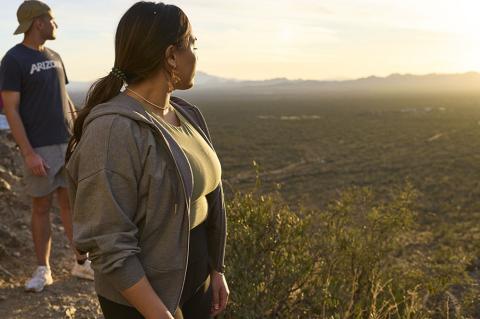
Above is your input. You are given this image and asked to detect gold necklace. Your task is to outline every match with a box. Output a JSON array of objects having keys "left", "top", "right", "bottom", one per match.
[{"left": 126, "top": 87, "right": 171, "bottom": 111}]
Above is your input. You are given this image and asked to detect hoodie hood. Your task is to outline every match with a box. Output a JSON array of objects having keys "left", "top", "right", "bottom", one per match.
[
  {"left": 83, "top": 93, "right": 157, "bottom": 131},
  {"left": 82, "top": 92, "right": 200, "bottom": 204},
  {"left": 83, "top": 93, "right": 212, "bottom": 148}
]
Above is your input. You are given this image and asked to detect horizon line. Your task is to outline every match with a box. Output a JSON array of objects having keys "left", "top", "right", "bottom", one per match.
[
  {"left": 70, "top": 70, "right": 480, "bottom": 84},
  {"left": 69, "top": 70, "right": 480, "bottom": 85}
]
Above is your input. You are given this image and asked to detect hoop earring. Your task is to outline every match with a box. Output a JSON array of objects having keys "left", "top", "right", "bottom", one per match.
[{"left": 168, "top": 69, "right": 181, "bottom": 92}]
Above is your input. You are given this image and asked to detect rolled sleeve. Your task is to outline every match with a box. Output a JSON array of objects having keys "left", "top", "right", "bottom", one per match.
[{"left": 103, "top": 254, "right": 145, "bottom": 291}]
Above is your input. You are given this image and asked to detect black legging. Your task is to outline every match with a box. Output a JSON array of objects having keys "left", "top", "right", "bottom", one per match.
[{"left": 98, "top": 221, "right": 213, "bottom": 319}]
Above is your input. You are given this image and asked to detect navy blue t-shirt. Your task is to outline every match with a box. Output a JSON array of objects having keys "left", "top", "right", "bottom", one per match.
[{"left": 0, "top": 44, "right": 71, "bottom": 147}]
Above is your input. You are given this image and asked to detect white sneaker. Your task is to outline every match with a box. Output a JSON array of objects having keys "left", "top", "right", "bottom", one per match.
[
  {"left": 71, "top": 259, "right": 94, "bottom": 281},
  {"left": 25, "top": 266, "right": 53, "bottom": 292}
]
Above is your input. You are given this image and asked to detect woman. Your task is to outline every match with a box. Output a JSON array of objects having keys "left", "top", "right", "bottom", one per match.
[{"left": 65, "top": 2, "right": 229, "bottom": 319}]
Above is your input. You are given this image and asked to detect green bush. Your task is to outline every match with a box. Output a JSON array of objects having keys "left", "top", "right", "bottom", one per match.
[
  {"left": 222, "top": 177, "right": 473, "bottom": 318},
  {"left": 311, "top": 184, "right": 427, "bottom": 318},
  {"left": 223, "top": 187, "right": 316, "bottom": 318}
]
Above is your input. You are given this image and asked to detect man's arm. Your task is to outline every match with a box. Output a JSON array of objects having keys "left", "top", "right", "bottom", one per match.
[
  {"left": 1, "top": 91, "right": 48, "bottom": 176},
  {"left": 66, "top": 92, "right": 77, "bottom": 121}
]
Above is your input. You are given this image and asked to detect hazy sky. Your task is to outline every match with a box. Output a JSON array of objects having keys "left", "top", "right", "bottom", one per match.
[{"left": 1, "top": 0, "right": 479, "bottom": 81}]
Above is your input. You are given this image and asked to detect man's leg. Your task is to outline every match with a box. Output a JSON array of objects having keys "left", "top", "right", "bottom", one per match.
[
  {"left": 56, "top": 186, "right": 94, "bottom": 280},
  {"left": 31, "top": 193, "right": 53, "bottom": 267},
  {"left": 55, "top": 187, "right": 81, "bottom": 257},
  {"left": 25, "top": 193, "right": 55, "bottom": 292},
  {"left": 55, "top": 187, "right": 72, "bottom": 238}
]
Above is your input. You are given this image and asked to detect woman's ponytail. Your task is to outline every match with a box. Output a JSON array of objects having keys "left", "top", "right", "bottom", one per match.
[{"left": 65, "top": 73, "right": 123, "bottom": 162}]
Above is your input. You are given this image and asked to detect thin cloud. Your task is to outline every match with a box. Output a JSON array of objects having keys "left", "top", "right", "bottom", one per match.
[{"left": 0, "top": 0, "right": 478, "bottom": 81}]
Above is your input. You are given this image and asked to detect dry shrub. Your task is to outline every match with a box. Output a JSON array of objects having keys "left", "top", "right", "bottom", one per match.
[{"left": 222, "top": 176, "right": 471, "bottom": 318}]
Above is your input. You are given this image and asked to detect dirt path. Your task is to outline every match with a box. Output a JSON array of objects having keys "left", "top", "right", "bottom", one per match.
[{"left": 0, "top": 131, "right": 102, "bottom": 319}]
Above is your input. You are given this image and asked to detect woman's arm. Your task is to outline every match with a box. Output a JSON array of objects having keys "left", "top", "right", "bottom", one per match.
[
  {"left": 185, "top": 102, "right": 230, "bottom": 315},
  {"left": 121, "top": 276, "right": 174, "bottom": 319},
  {"left": 67, "top": 116, "right": 174, "bottom": 317}
]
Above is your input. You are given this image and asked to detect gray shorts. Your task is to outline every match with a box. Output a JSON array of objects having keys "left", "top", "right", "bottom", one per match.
[{"left": 23, "top": 143, "right": 68, "bottom": 198}]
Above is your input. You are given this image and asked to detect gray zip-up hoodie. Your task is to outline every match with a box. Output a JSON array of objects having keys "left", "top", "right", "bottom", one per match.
[{"left": 65, "top": 93, "right": 227, "bottom": 314}]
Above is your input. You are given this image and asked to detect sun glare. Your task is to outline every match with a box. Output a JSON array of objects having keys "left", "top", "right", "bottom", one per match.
[
  {"left": 277, "top": 26, "right": 293, "bottom": 42},
  {"left": 451, "top": 3, "right": 480, "bottom": 71}
]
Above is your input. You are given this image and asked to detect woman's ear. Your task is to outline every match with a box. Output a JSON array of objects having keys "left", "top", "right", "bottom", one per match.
[{"left": 165, "top": 45, "right": 177, "bottom": 69}]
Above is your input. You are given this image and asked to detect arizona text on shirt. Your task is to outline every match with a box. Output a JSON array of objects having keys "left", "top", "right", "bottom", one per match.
[{"left": 30, "top": 59, "right": 63, "bottom": 74}]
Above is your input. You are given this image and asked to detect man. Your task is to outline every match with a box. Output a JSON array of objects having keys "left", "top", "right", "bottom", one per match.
[{"left": 0, "top": 0, "right": 93, "bottom": 292}]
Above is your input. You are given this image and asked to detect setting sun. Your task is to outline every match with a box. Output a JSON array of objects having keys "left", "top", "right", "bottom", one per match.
[{"left": 277, "top": 26, "right": 293, "bottom": 42}]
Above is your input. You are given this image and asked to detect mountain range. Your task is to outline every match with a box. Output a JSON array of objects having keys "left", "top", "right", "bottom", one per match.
[{"left": 68, "top": 71, "right": 480, "bottom": 100}]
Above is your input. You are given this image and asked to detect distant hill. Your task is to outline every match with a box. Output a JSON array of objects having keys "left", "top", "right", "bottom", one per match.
[
  {"left": 67, "top": 71, "right": 236, "bottom": 94},
  {"left": 197, "top": 72, "right": 480, "bottom": 95},
  {"left": 68, "top": 71, "right": 480, "bottom": 105}
]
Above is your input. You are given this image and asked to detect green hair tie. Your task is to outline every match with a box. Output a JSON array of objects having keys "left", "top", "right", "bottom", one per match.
[{"left": 110, "top": 66, "right": 127, "bottom": 81}]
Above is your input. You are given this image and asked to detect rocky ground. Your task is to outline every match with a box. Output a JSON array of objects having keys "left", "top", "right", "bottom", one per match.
[{"left": 0, "top": 131, "right": 102, "bottom": 319}]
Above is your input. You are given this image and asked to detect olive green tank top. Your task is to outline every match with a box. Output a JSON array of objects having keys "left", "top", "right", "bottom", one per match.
[{"left": 148, "top": 108, "right": 222, "bottom": 229}]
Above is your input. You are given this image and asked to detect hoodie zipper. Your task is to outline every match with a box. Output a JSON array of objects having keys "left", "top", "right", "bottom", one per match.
[{"left": 146, "top": 114, "right": 193, "bottom": 314}]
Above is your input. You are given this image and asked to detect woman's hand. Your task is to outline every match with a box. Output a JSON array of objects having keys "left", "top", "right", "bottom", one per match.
[
  {"left": 147, "top": 311, "right": 174, "bottom": 319},
  {"left": 210, "top": 270, "right": 230, "bottom": 316}
]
